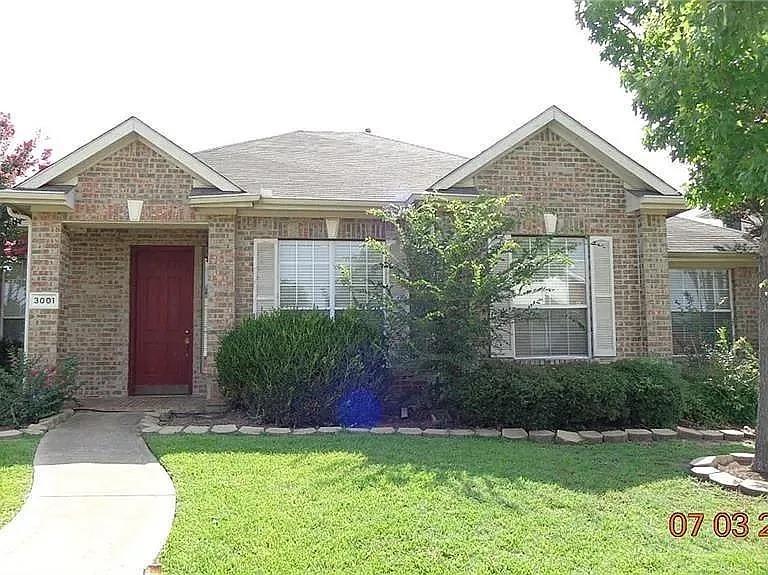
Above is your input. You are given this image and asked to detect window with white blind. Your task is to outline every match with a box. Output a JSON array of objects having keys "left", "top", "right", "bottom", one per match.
[
  {"left": 491, "top": 236, "right": 617, "bottom": 359},
  {"left": 510, "top": 237, "right": 590, "bottom": 358},
  {"left": 0, "top": 259, "right": 26, "bottom": 344},
  {"left": 670, "top": 269, "right": 733, "bottom": 355},
  {"left": 273, "top": 240, "right": 383, "bottom": 315}
]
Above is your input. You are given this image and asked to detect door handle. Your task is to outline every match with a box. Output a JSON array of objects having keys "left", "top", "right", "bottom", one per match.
[{"left": 184, "top": 329, "right": 191, "bottom": 356}]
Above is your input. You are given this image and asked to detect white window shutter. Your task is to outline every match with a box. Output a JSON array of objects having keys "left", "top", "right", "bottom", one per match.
[
  {"left": 253, "top": 239, "right": 278, "bottom": 314},
  {"left": 589, "top": 236, "right": 616, "bottom": 357},
  {"left": 491, "top": 309, "right": 515, "bottom": 357},
  {"left": 490, "top": 246, "right": 514, "bottom": 357}
]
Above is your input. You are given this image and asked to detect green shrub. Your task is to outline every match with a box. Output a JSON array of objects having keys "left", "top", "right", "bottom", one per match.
[
  {"left": 680, "top": 329, "right": 758, "bottom": 426},
  {"left": 216, "top": 309, "right": 388, "bottom": 426},
  {"left": 613, "top": 358, "right": 684, "bottom": 427},
  {"left": 0, "top": 339, "right": 22, "bottom": 370},
  {"left": 0, "top": 352, "right": 79, "bottom": 427},
  {"left": 446, "top": 358, "right": 683, "bottom": 429}
]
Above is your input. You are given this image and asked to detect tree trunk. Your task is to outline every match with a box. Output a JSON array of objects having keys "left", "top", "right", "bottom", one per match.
[{"left": 753, "top": 221, "right": 768, "bottom": 473}]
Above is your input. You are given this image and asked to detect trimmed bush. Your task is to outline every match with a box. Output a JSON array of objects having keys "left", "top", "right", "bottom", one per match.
[
  {"left": 216, "top": 309, "right": 388, "bottom": 426},
  {"left": 0, "top": 352, "right": 79, "bottom": 427},
  {"left": 446, "top": 358, "right": 683, "bottom": 429},
  {"left": 613, "top": 358, "right": 684, "bottom": 427}
]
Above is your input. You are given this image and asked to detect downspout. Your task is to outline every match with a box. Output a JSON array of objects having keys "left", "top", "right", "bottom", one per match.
[{"left": 6, "top": 207, "right": 31, "bottom": 355}]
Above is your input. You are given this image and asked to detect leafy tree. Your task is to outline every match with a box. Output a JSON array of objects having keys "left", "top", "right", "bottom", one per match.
[
  {"left": 576, "top": 0, "right": 768, "bottom": 471},
  {"left": 0, "top": 112, "right": 52, "bottom": 268},
  {"left": 368, "top": 195, "right": 558, "bottom": 407}
]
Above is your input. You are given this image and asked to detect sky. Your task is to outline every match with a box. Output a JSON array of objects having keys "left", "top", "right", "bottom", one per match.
[{"left": 5, "top": 0, "right": 690, "bottom": 191}]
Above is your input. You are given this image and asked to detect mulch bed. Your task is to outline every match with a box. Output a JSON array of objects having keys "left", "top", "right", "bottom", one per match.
[{"left": 717, "top": 461, "right": 768, "bottom": 482}]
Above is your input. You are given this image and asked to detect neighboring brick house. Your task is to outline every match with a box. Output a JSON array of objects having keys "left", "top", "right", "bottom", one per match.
[{"left": 0, "top": 106, "right": 757, "bottom": 401}]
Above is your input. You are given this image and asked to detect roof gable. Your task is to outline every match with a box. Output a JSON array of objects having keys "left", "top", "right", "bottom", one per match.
[
  {"left": 19, "top": 117, "right": 242, "bottom": 192},
  {"left": 430, "top": 106, "right": 678, "bottom": 196}
]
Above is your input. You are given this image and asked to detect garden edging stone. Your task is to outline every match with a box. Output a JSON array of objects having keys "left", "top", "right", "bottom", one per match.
[{"left": 140, "top": 422, "right": 755, "bottom": 452}]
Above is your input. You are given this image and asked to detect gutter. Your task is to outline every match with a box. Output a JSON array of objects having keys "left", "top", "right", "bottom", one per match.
[
  {"left": 625, "top": 192, "right": 688, "bottom": 216},
  {"left": 0, "top": 188, "right": 74, "bottom": 212}
]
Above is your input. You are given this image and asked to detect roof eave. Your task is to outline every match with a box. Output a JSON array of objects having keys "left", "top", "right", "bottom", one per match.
[
  {"left": 19, "top": 117, "right": 243, "bottom": 193},
  {"left": 668, "top": 251, "right": 758, "bottom": 267},
  {"left": 625, "top": 193, "right": 688, "bottom": 216},
  {"left": 0, "top": 188, "right": 75, "bottom": 213}
]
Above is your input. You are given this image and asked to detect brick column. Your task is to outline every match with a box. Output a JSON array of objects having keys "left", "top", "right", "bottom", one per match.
[
  {"left": 638, "top": 213, "right": 673, "bottom": 356},
  {"left": 204, "top": 215, "right": 236, "bottom": 401},
  {"left": 27, "top": 214, "right": 69, "bottom": 366}
]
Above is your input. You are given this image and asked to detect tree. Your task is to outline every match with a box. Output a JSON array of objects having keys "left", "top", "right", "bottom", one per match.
[
  {"left": 367, "top": 195, "right": 558, "bottom": 407},
  {"left": 0, "top": 112, "right": 52, "bottom": 267},
  {"left": 576, "top": 0, "right": 768, "bottom": 471}
]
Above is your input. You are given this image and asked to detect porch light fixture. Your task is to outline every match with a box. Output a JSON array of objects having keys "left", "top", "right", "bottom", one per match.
[
  {"left": 543, "top": 212, "right": 557, "bottom": 235},
  {"left": 127, "top": 199, "right": 144, "bottom": 222}
]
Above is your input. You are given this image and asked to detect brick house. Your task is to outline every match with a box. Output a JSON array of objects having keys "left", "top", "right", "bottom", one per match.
[{"left": 0, "top": 106, "right": 758, "bottom": 401}]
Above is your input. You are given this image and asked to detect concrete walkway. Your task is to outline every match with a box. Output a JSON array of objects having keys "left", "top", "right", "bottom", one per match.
[{"left": 0, "top": 412, "right": 176, "bottom": 575}]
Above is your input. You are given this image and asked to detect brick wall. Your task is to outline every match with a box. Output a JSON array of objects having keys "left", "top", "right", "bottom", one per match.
[
  {"left": 59, "top": 228, "right": 208, "bottom": 397},
  {"left": 638, "top": 214, "right": 674, "bottom": 356},
  {"left": 28, "top": 213, "right": 69, "bottom": 366},
  {"left": 73, "top": 140, "right": 203, "bottom": 223},
  {"left": 473, "top": 127, "right": 662, "bottom": 357},
  {"left": 732, "top": 266, "right": 759, "bottom": 348},
  {"left": 204, "top": 216, "right": 236, "bottom": 400}
]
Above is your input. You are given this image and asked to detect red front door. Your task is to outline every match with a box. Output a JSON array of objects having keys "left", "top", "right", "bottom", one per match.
[{"left": 130, "top": 246, "right": 195, "bottom": 395}]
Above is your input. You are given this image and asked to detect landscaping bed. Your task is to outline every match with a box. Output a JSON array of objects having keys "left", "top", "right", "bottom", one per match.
[
  {"left": 0, "top": 437, "right": 38, "bottom": 528},
  {"left": 148, "top": 434, "right": 768, "bottom": 575}
]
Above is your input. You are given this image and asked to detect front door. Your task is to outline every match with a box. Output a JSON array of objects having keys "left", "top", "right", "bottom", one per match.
[{"left": 130, "top": 246, "right": 194, "bottom": 395}]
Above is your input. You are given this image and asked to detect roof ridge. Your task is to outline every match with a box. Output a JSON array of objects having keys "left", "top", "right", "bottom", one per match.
[
  {"left": 195, "top": 130, "right": 307, "bottom": 154},
  {"left": 671, "top": 215, "right": 742, "bottom": 232},
  {"left": 357, "top": 131, "right": 467, "bottom": 160},
  {"left": 195, "top": 129, "right": 465, "bottom": 159}
]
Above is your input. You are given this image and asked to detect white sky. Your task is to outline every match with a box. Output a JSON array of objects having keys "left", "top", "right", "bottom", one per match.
[{"left": 5, "top": 0, "right": 689, "bottom": 191}]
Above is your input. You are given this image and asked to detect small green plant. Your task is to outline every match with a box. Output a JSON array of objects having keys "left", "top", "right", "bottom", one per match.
[
  {"left": 0, "top": 352, "right": 79, "bottom": 427},
  {"left": 216, "top": 309, "right": 388, "bottom": 426},
  {"left": 681, "top": 328, "right": 758, "bottom": 426}
]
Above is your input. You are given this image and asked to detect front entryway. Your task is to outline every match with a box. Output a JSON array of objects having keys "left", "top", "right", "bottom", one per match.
[{"left": 130, "top": 246, "right": 194, "bottom": 395}]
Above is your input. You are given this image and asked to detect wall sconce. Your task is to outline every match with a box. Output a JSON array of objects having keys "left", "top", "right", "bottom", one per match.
[{"left": 543, "top": 212, "right": 557, "bottom": 235}]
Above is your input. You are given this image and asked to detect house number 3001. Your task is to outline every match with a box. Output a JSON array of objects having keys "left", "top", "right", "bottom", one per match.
[{"left": 29, "top": 292, "right": 59, "bottom": 310}]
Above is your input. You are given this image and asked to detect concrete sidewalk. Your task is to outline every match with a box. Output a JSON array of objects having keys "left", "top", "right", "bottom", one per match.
[{"left": 0, "top": 412, "right": 176, "bottom": 575}]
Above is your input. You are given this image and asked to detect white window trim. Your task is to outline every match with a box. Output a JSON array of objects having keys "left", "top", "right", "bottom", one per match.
[
  {"left": 500, "top": 236, "right": 593, "bottom": 360},
  {"left": 0, "top": 258, "right": 27, "bottom": 342},
  {"left": 276, "top": 239, "right": 384, "bottom": 317},
  {"left": 670, "top": 267, "right": 735, "bottom": 354}
]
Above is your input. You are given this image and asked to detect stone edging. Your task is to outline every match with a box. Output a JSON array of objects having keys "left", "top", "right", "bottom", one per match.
[
  {"left": 137, "top": 415, "right": 752, "bottom": 445},
  {"left": 688, "top": 454, "right": 767, "bottom": 497},
  {"left": 0, "top": 408, "right": 75, "bottom": 439}
]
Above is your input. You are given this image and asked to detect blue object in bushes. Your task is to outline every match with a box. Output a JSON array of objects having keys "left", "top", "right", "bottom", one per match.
[{"left": 338, "top": 387, "right": 382, "bottom": 428}]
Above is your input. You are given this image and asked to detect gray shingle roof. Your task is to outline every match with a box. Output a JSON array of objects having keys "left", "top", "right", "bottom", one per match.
[
  {"left": 194, "top": 131, "right": 466, "bottom": 201},
  {"left": 666, "top": 216, "right": 757, "bottom": 254}
]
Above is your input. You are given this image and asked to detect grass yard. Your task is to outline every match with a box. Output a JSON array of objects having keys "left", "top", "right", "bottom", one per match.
[
  {"left": 0, "top": 437, "right": 38, "bottom": 527},
  {"left": 148, "top": 435, "right": 768, "bottom": 575}
]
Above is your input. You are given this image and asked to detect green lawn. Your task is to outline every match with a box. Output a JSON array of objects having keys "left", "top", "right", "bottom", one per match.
[
  {"left": 148, "top": 435, "right": 768, "bottom": 575},
  {"left": 0, "top": 437, "right": 38, "bottom": 527}
]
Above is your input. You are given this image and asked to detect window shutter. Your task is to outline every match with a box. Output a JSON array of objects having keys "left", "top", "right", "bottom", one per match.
[
  {"left": 491, "top": 245, "right": 515, "bottom": 357},
  {"left": 253, "top": 239, "right": 278, "bottom": 314},
  {"left": 589, "top": 236, "right": 616, "bottom": 356}
]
